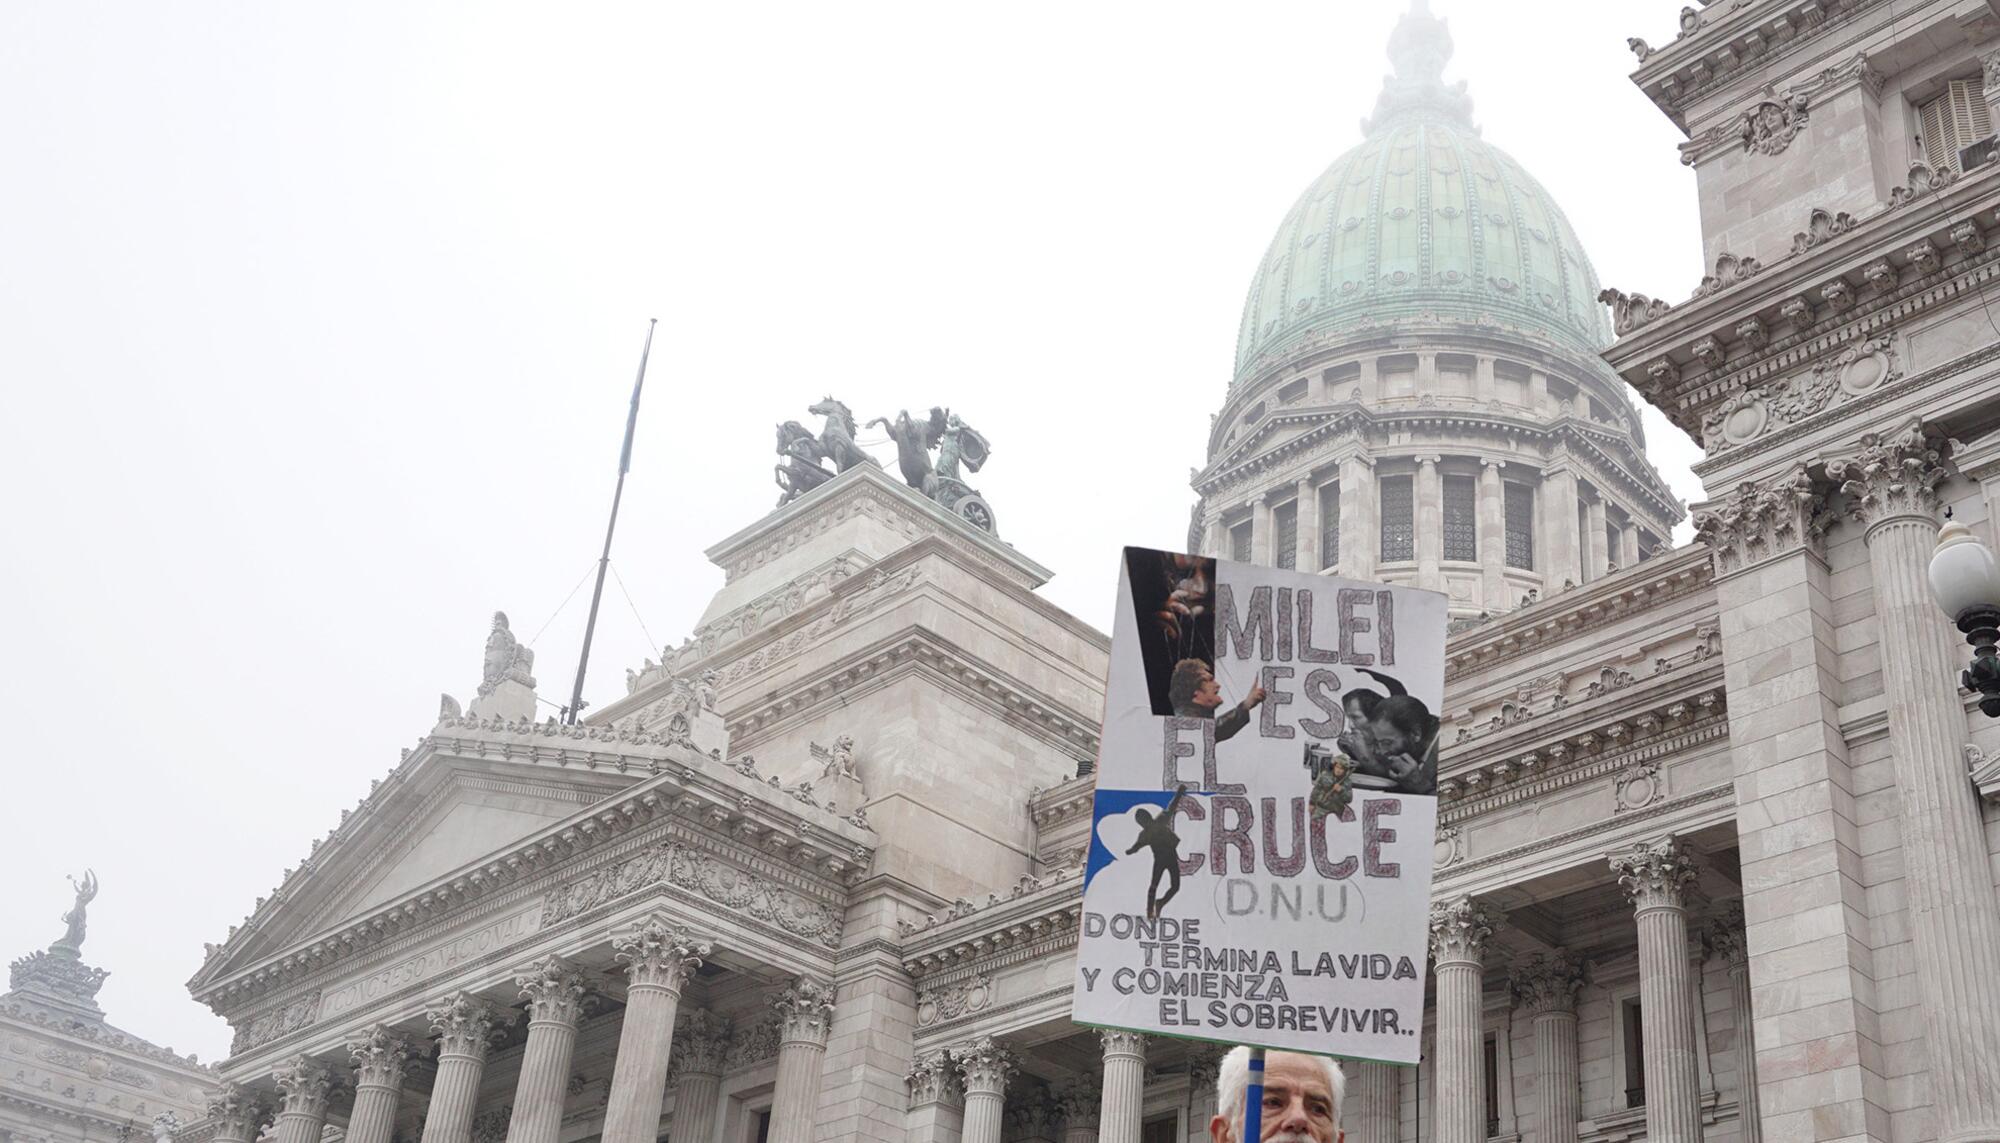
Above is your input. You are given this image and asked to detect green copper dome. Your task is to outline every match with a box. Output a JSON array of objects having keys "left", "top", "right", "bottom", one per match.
[{"left": 1233, "top": 4, "right": 1613, "bottom": 381}]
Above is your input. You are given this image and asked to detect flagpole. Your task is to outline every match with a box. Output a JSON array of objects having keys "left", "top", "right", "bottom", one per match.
[{"left": 565, "top": 318, "right": 657, "bottom": 724}]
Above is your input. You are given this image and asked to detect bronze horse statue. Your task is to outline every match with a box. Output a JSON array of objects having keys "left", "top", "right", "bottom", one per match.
[{"left": 807, "top": 397, "right": 876, "bottom": 474}]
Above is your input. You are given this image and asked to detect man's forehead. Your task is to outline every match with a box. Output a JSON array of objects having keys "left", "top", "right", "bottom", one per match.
[{"left": 1264, "top": 1053, "right": 1331, "bottom": 1094}]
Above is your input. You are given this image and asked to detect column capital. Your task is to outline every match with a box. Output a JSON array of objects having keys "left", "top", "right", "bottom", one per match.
[
  {"left": 1701, "top": 902, "right": 1750, "bottom": 968},
  {"left": 1416, "top": 454, "right": 1442, "bottom": 469},
  {"left": 906, "top": 1050, "right": 964, "bottom": 1108},
  {"left": 425, "top": 991, "right": 509, "bottom": 1060},
  {"left": 1480, "top": 457, "right": 1506, "bottom": 472},
  {"left": 204, "top": 1084, "right": 267, "bottom": 1140},
  {"left": 346, "top": 1027, "right": 414, "bottom": 1089},
  {"left": 1429, "top": 895, "right": 1502, "bottom": 966},
  {"left": 1097, "top": 1027, "right": 1148, "bottom": 1056},
  {"left": 515, "top": 955, "right": 589, "bottom": 1026},
  {"left": 1823, "top": 417, "right": 1951, "bottom": 532},
  {"left": 613, "top": 916, "right": 709, "bottom": 993},
  {"left": 272, "top": 1056, "right": 334, "bottom": 1119},
  {"left": 669, "top": 1009, "right": 732, "bottom": 1080},
  {"left": 954, "top": 1036, "right": 1017, "bottom": 1095},
  {"left": 1056, "top": 1079, "right": 1101, "bottom": 1127},
  {"left": 1509, "top": 950, "right": 1586, "bottom": 1015},
  {"left": 1185, "top": 1042, "right": 1224, "bottom": 1088},
  {"left": 773, "top": 977, "right": 835, "bottom": 1046},
  {"left": 1611, "top": 839, "right": 1700, "bottom": 911},
  {"left": 1692, "top": 463, "right": 1834, "bottom": 576}
]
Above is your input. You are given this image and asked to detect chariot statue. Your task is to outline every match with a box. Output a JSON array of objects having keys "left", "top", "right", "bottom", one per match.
[
  {"left": 773, "top": 398, "right": 878, "bottom": 505},
  {"left": 868, "top": 406, "right": 996, "bottom": 533}
]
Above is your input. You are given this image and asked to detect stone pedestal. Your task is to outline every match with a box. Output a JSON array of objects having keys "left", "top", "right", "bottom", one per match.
[
  {"left": 601, "top": 919, "right": 708, "bottom": 1143},
  {"left": 1511, "top": 952, "right": 1584, "bottom": 1143},
  {"left": 270, "top": 1059, "right": 330, "bottom": 1143},
  {"left": 1612, "top": 841, "right": 1703, "bottom": 1143},
  {"left": 420, "top": 993, "right": 505, "bottom": 1143},
  {"left": 345, "top": 1028, "right": 411, "bottom": 1143},
  {"left": 770, "top": 978, "right": 836, "bottom": 1143},
  {"left": 957, "top": 1038, "right": 1016, "bottom": 1143},
  {"left": 1096, "top": 1030, "right": 1147, "bottom": 1143},
  {"left": 1429, "top": 896, "right": 1498, "bottom": 1143},
  {"left": 507, "top": 957, "right": 588, "bottom": 1143}
]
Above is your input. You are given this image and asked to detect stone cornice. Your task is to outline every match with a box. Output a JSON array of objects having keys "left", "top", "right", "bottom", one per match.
[
  {"left": 1028, "top": 775, "right": 1095, "bottom": 830},
  {"left": 0, "top": 1000, "right": 218, "bottom": 1075},
  {"left": 1439, "top": 784, "right": 1734, "bottom": 884},
  {"left": 1444, "top": 546, "right": 1715, "bottom": 677},
  {"left": 1629, "top": 0, "right": 1880, "bottom": 131},
  {"left": 899, "top": 877, "right": 1084, "bottom": 980}
]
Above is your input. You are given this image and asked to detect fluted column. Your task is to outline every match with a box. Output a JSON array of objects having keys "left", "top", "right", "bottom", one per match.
[
  {"left": 1251, "top": 494, "right": 1273, "bottom": 565},
  {"left": 1096, "top": 1030, "right": 1147, "bottom": 1143},
  {"left": 770, "top": 978, "right": 836, "bottom": 1143},
  {"left": 345, "top": 1028, "right": 411, "bottom": 1143},
  {"left": 1828, "top": 424, "right": 2000, "bottom": 1142},
  {"left": 1511, "top": 951, "right": 1584, "bottom": 1143},
  {"left": 602, "top": 918, "right": 709, "bottom": 1143},
  {"left": 1339, "top": 455, "right": 1377, "bottom": 580},
  {"left": 1612, "top": 840, "right": 1703, "bottom": 1143},
  {"left": 957, "top": 1037, "right": 1016, "bottom": 1143},
  {"left": 1058, "top": 1080, "right": 1100, "bottom": 1143},
  {"left": 1297, "top": 477, "right": 1321, "bottom": 574},
  {"left": 1346, "top": 1062, "right": 1401, "bottom": 1143},
  {"left": 1703, "top": 908, "right": 1759, "bottom": 1143},
  {"left": 1540, "top": 467, "right": 1581, "bottom": 587},
  {"left": 203, "top": 1086, "right": 266, "bottom": 1143},
  {"left": 1429, "top": 897, "right": 1499, "bottom": 1143},
  {"left": 669, "top": 1010, "right": 730, "bottom": 1143},
  {"left": 1415, "top": 456, "right": 1443, "bottom": 588},
  {"left": 506, "top": 957, "right": 588, "bottom": 1143},
  {"left": 271, "top": 1057, "right": 332, "bottom": 1143},
  {"left": 421, "top": 992, "right": 506, "bottom": 1143},
  {"left": 1585, "top": 496, "right": 1609, "bottom": 580},
  {"left": 907, "top": 1051, "right": 966, "bottom": 1143},
  {"left": 1477, "top": 459, "right": 1507, "bottom": 609}
]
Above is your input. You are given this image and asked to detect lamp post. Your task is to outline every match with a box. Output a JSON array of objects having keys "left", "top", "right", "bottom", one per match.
[{"left": 1928, "top": 518, "right": 2000, "bottom": 717}]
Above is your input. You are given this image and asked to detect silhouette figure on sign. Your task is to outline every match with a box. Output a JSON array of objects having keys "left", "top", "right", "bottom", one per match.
[{"left": 1127, "top": 786, "right": 1189, "bottom": 920}]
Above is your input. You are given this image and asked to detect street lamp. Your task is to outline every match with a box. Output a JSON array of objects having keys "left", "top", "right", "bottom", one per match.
[{"left": 1930, "top": 518, "right": 2000, "bottom": 717}]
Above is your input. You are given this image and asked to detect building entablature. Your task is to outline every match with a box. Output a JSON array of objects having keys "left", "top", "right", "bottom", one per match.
[
  {"left": 1444, "top": 545, "right": 1715, "bottom": 676},
  {"left": 1027, "top": 776, "right": 1093, "bottom": 834},
  {"left": 1604, "top": 162, "right": 2000, "bottom": 456},
  {"left": 1627, "top": 0, "right": 1885, "bottom": 130},
  {"left": 898, "top": 872, "right": 1083, "bottom": 980}
]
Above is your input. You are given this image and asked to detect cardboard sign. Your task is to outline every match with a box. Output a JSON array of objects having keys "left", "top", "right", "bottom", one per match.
[{"left": 1071, "top": 548, "right": 1446, "bottom": 1063}]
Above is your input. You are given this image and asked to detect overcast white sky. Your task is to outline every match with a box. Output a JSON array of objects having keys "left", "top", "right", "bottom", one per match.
[{"left": 0, "top": 2, "right": 1706, "bottom": 1062}]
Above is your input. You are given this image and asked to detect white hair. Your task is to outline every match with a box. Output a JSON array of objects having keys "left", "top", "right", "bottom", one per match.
[{"left": 1214, "top": 1046, "right": 1345, "bottom": 1134}]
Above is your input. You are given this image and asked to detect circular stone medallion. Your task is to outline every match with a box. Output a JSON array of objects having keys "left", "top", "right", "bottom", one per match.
[{"left": 1839, "top": 351, "right": 1890, "bottom": 395}]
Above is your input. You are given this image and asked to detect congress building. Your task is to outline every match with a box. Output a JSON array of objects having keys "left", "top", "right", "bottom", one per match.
[{"left": 63, "top": 3, "right": 2000, "bottom": 1143}]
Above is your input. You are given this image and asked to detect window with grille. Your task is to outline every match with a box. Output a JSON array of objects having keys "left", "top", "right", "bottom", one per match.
[
  {"left": 1275, "top": 501, "right": 1298, "bottom": 569},
  {"left": 1443, "top": 475, "right": 1477, "bottom": 562},
  {"left": 1231, "top": 521, "right": 1252, "bottom": 563},
  {"left": 1504, "top": 483, "right": 1534, "bottom": 569},
  {"left": 1919, "top": 77, "right": 1995, "bottom": 173},
  {"left": 1622, "top": 997, "right": 1647, "bottom": 1108},
  {"left": 1483, "top": 1034, "right": 1501, "bottom": 1138},
  {"left": 1381, "top": 476, "right": 1415, "bottom": 562},
  {"left": 1320, "top": 482, "right": 1340, "bottom": 568}
]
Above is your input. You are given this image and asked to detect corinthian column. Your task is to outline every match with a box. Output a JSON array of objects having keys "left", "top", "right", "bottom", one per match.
[
  {"left": 345, "top": 1027, "right": 412, "bottom": 1143},
  {"left": 203, "top": 1086, "right": 266, "bottom": 1143},
  {"left": 1611, "top": 840, "right": 1702, "bottom": 1143},
  {"left": 420, "top": 992, "right": 506, "bottom": 1143},
  {"left": 957, "top": 1037, "right": 1017, "bottom": 1143},
  {"left": 769, "top": 978, "right": 836, "bottom": 1143},
  {"left": 669, "top": 1010, "right": 730, "bottom": 1143},
  {"left": 1057, "top": 1079, "right": 1099, "bottom": 1143},
  {"left": 602, "top": 918, "right": 709, "bottom": 1143},
  {"left": 1510, "top": 951, "right": 1584, "bottom": 1143},
  {"left": 907, "top": 1050, "right": 966, "bottom": 1143},
  {"left": 1429, "top": 896, "right": 1499, "bottom": 1143},
  {"left": 270, "top": 1057, "right": 332, "bottom": 1143},
  {"left": 1703, "top": 908, "right": 1760, "bottom": 1143},
  {"left": 1096, "top": 1030, "right": 1147, "bottom": 1143},
  {"left": 506, "top": 957, "right": 588, "bottom": 1143},
  {"left": 1345, "top": 1063, "right": 1400, "bottom": 1143},
  {"left": 1827, "top": 423, "right": 2000, "bottom": 1143}
]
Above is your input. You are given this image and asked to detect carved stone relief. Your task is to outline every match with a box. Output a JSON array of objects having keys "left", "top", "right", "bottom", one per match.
[
  {"left": 1700, "top": 334, "right": 1899, "bottom": 453},
  {"left": 540, "top": 841, "right": 843, "bottom": 949},
  {"left": 914, "top": 976, "right": 994, "bottom": 1027}
]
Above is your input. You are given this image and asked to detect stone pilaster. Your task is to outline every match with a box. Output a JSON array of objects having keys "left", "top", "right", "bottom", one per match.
[
  {"left": 1611, "top": 841, "right": 1702, "bottom": 1143},
  {"left": 1339, "top": 454, "right": 1377, "bottom": 580},
  {"left": 956, "top": 1037, "right": 1016, "bottom": 1143},
  {"left": 1346, "top": 1062, "right": 1400, "bottom": 1143},
  {"left": 1429, "top": 896, "right": 1499, "bottom": 1143},
  {"left": 345, "top": 1027, "right": 412, "bottom": 1143},
  {"left": 270, "top": 1057, "right": 332, "bottom": 1143},
  {"left": 1540, "top": 467, "right": 1581, "bottom": 587},
  {"left": 770, "top": 977, "right": 835, "bottom": 1143},
  {"left": 1585, "top": 495, "right": 1609, "bottom": 579},
  {"left": 601, "top": 918, "right": 708, "bottom": 1143},
  {"left": 1415, "top": 456, "right": 1443, "bottom": 588},
  {"left": 907, "top": 1050, "right": 966, "bottom": 1143},
  {"left": 1510, "top": 951, "right": 1585, "bottom": 1143},
  {"left": 1057, "top": 1079, "right": 1100, "bottom": 1143},
  {"left": 1251, "top": 494, "right": 1273, "bottom": 566},
  {"left": 1297, "top": 476, "right": 1321, "bottom": 574},
  {"left": 506, "top": 956, "right": 589, "bottom": 1143},
  {"left": 1703, "top": 908, "right": 1760, "bottom": 1143},
  {"left": 1620, "top": 520, "right": 1642, "bottom": 567},
  {"left": 1096, "top": 1030, "right": 1147, "bottom": 1143},
  {"left": 1827, "top": 423, "right": 2000, "bottom": 1143},
  {"left": 669, "top": 1010, "right": 730, "bottom": 1143},
  {"left": 203, "top": 1086, "right": 265, "bottom": 1143},
  {"left": 420, "top": 992, "right": 505, "bottom": 1143},
  {"left": 1477, "top": 459, "right": 1507, "bottom": 609}
]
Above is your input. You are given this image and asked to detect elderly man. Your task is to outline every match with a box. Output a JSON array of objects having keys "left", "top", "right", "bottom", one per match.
[{"left": 1209, "top": 1046, "right": 1344, "bottom": 1143}]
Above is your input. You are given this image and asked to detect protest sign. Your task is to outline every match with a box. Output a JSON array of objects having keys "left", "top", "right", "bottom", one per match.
[{"left": 1071, "top": 548, "right": 1446, "bottom": 1063}]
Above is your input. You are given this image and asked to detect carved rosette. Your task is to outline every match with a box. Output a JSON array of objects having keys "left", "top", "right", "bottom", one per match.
[
  {"left": 204, "top": 1084, "right": 265, "bottom": 1140},
  {"left": 613, "top": 917, "right": 710, "bottom": 993},
  {"left": 347, "top": 1027, "right": 412, "bottom": 1089},
  {"left": 905, "top": 1050, "right": 962, "bottom": 1107},
  {"left": 1055, "top": 1079, "right": 1101, "bottom": 1127},
  {"left": 1692, "top": 465, "right": 1832, "bottom": 574},
  {"left": 773, "top": 977, "right": 836, "bottom": 1047},
  {"left": 1824, "top": 421, "right": 1950, "bottom": 531},
  {"left": 1509, "top": 951, "right": 1586, "bottom": 1015},
  {"left": 426, "top": 992, "right": 506, "bottom": 1060},
  {"left": 1428, "top": 896, "right": 1500, "bottom": 966},
  {"left": 953, "top": 1036, "right": 1017, "bottom": 1095},
  {"left": 271, "top": 1056, "right": 333, "bottom": 1119},
  {"left": 669, "top": 1009, "right": 732, "bottom": 1079},
  {"left": 1612, "top": 840, "right": 1700, "bottom": 912},
  {"left": 515, "top": 956, "right": 589, "bottom": 1026}
]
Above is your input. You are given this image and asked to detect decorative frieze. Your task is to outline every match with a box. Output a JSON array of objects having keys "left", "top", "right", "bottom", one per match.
[
  {"left": 1824, "top": 419, "right": 1949, "bottom": 529},
  {"left": 1692, "top": 465, "right": 1832, "bottom": 574},
  {"left": 229, "top": 994, "right": 320, "bottom": 1054},
  {"left": 541, "top": 839, "right": 844, "bottom": 949},
  {"left": 1700, "top": 334, "right": 1900, "bottom": 454},
  {"left": 915, "top": 975, "right": 995, "bottom": 1027}
]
